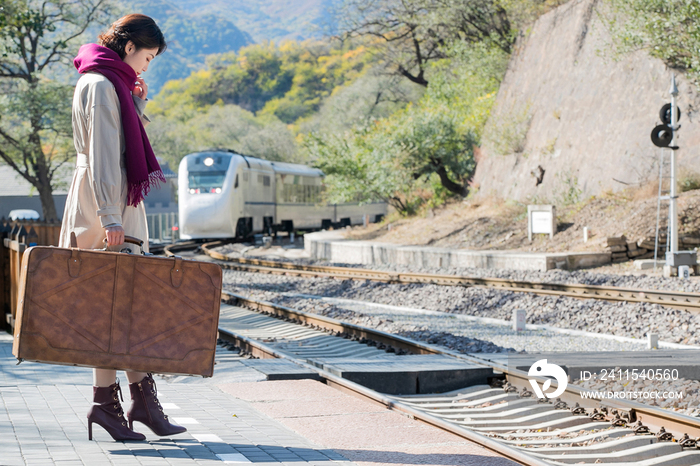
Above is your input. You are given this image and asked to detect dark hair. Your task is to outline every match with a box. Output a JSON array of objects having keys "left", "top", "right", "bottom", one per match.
[{"left": 98, "top": 14, "right": 166, "bottom": 59}]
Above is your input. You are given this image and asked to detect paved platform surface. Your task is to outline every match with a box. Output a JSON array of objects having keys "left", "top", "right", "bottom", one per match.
[
  {"left": 304, "top": 230, "right": 610, "bottom": 271},
  {"left": 218, "top": 380, "right": 517, "bottom": 466},
  {"left": 1, "top": 331, "right": 517, "bottom": 466}
]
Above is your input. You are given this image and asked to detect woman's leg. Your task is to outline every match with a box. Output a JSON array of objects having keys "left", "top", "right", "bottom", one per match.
[
  {"left": 125, "top": 371, "right": 147, "bottom": 384},
  {"left": 93, "top": 368, "right": 117, "bottom": 387}
]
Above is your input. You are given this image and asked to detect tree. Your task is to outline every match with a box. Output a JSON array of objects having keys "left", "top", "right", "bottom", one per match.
[
  {"left": 391, "top": 108, "right": 477, "bottom": 197},
  {"left": 151, "top": 40, "right": 375, "bottom": 124},
  {"left": 0, "top": 0, "right": 111, "bottom": 220},
  {"left": 305, "top": 126, "right": 418, "bottom": 214},
  {"left": 146, "top": 103, "right": 300, "bottom": 168},
  {"left": 298, "top": 68, "right": 424, "bottom": 136},
  {"left": 399, "top": 42, "right": 506, "bottom": 196},
  {"left": 602, "top": 0, "right": 700, "bottom": 83},
  {"left": 305, "top": 98, "right": 478, "bottom": 213},
  {"left": 303, "top": 42, "right": 507, "bottom": 208},
  {"left": 335, "top": 0, "right": 514, "bottom": 87}
]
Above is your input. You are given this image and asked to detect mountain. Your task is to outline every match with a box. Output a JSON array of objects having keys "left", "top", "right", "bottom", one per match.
[
  {"left": 120, "top": 0, "right": 336, "bottom": 95},
  {"left": 164, "top": 0, "right": 336, "bottom": 43},
  {"left": 124, "top": 0, "right": 253, "bottom": 94}
]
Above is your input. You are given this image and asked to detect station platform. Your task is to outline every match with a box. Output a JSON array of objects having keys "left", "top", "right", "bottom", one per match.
[
  {"left": 304, "top": 231, "right": 610, "bottom": 271},
  {"left": 0, "top": 332, "right": 517, "bottom": 466}
]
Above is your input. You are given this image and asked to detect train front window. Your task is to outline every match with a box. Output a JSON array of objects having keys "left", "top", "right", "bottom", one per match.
[{"left": 188, "top": 171, "right": 226, "bottom": 194}]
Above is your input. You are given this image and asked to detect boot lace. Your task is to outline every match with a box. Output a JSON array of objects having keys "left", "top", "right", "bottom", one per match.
[
  {"left": 111, "top": 379, "right": 127, "bottom": 426},
  {"left": 138, "top": 373, "right": 167, "bottom": 424},
  {"left": 147, "top": 373, "right": 167, "bottom": 419}
]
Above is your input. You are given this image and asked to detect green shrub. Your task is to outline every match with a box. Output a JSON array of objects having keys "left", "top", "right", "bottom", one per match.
[
  {"left": 483, "top": 101, "right": 532, "bottom": 155},
  {"left": 680, "top": 172, "right": 700, "bottom": 192},
  {"left": 554, "top": 171, "right": 583, "bottom": 206}
]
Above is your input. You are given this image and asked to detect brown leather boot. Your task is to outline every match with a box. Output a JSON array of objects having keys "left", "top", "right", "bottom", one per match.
[
  {"left": 127, "top": 374, "right": 186, "bottom": 436},
  {"left": 87, "top": 381, "right": 146, "bottom": 441}
]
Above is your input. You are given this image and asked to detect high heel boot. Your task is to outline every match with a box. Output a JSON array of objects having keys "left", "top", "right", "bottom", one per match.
[
  {"left": 87, "top": 380, "right": 146, "bottom": 441},
  {"left": 127, "top": 374, "right": 187, "bottom": 436}
]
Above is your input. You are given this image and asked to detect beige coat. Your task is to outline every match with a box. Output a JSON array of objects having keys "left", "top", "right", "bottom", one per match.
[{"left": 59, "top": 72, "right": 151, "bottom": 253}]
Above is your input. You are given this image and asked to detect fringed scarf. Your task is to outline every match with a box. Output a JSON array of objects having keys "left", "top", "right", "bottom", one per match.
[{"left": 74, "top": 43, "right": 165, "bottom": 207}]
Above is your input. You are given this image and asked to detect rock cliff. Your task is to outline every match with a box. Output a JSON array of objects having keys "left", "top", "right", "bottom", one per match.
[{"left": 473, "top": 0, "right": 700, "bottom": 202}]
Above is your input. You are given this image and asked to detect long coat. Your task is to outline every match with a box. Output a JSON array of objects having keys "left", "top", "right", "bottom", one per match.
[{"left": 59, "top": 72, "right": 150, "bottom": 253}]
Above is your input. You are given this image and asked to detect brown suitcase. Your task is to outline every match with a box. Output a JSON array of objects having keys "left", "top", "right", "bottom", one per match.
[{"left": 12, "top": 237, "right": 222, "bottom": 377}]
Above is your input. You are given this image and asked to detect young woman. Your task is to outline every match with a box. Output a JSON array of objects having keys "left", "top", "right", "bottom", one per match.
[{"left": 60, "top": 14, "right": 185, "bottom": 441}]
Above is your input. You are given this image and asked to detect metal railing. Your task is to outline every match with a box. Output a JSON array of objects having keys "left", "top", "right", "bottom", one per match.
[
  {"left": 0, "top": 221, "right": 62, "bottom": 331},
  {"left": 146, "top": 212, "right": 178, "bottom": 243}
]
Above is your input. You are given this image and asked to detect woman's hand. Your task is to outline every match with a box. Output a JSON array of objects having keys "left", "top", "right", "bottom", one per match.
[
  {"left": 105, "top": 225, "right": 125, "bottom": 247},
  {"left": 133, "top": 75, "right": 148, "bottom": 100}
]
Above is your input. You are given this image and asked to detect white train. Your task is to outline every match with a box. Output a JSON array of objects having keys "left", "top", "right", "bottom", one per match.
[{"left": 178, "top": 150, "right": 387, "bottom": 240}]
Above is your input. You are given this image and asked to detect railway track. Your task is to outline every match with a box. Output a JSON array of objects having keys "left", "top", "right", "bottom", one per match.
[
  {"left": 161, "top": 241, "right": 700, "bottom": 464},
  {"left": 168, "top": 240, "right": 700, "bottom": 313},
  {"left": 215, "top": 291, "right": 700, "bottom": 466}
]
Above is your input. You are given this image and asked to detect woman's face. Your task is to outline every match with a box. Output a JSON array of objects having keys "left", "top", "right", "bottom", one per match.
[{"left": 123, "top": 41, "right": 158, "bottom": 75}]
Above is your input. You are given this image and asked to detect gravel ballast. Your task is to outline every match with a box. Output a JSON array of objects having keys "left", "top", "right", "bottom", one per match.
[
  {"left": 269, "top": 292, "right": 650, "bottom": 353},
  {"left": 216, "top": 261, "right": 700, "bottom": 416},
  {"left": 220, "top": 267, "right": 698, "bottom": 347},
  {"left": 214, "top": 243, "right": 700, "bottom": 292}
]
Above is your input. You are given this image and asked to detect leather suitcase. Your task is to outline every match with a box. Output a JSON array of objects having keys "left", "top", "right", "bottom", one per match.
[{"left": 12, "top": 237, "right": 222, "bottom": 377}]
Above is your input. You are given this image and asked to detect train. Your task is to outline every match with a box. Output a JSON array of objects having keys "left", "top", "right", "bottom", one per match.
[{"left": 177, "top": 150, "right": 387, "bottom": 240}]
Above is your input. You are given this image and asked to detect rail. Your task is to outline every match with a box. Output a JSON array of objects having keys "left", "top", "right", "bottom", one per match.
[
  {"left": 195, "top": 240, "right": 700, "bottom": 313},
  {"left": 216, "top": 318, "right": 552, "bottom": 466},
  {"left": 219, "top": 291, "right": 700, "bottom": 465},
  {"left": 160, "top": 241, "right": 700, "bottom": 463}
]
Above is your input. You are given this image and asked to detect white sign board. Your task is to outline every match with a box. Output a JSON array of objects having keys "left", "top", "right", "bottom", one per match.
[
  {"left": 527, "top": 205, "right": 556, "bottom": 241},
  {"left": 531, "top": 211, "right": 553, "bottom": 234}
]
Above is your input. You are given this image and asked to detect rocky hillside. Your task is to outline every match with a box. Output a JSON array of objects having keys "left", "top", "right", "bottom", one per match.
[{"left": 473, "top": 0, "right": 700, "bottom": 203}]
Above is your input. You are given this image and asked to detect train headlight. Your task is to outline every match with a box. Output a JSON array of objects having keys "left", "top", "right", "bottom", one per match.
[
  {"left": 203, "top": 157, "right": 214, "bottom": 167},
  {"left": 215, "top": 188, "right": 222, "bottom": 194}
]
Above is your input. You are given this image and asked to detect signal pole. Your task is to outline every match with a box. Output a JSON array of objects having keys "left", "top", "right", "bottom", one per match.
[
  {"left": 651, "top": 74, "right": 696, "bottom": 276},
  {"left": 668, "top": 75, "right": 679, "bottom": 256}
]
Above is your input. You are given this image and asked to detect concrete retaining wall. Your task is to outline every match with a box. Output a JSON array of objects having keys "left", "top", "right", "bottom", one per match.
[{"left": 304, "top": 231, "right": 611, "bottom": 271}]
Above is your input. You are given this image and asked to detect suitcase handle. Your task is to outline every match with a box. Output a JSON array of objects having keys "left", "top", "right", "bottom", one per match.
[
  {"left": 101, "top": 235, "right": 145, "bottom": 253},
  {"left": 123, "top": 236, "right": 144, "bottom": 247},
  {"left": 70, "top": 232, "right": 145, "bottom": 251}
]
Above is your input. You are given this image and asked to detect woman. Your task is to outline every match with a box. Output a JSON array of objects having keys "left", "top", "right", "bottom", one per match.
[{"left": 60, "top": 14, "right": 185, "bottom": 441}]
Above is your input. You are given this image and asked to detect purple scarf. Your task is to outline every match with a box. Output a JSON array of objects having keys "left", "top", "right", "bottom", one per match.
[{"left": 74, "top": 43, "right": 165, "bottom": 207}]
